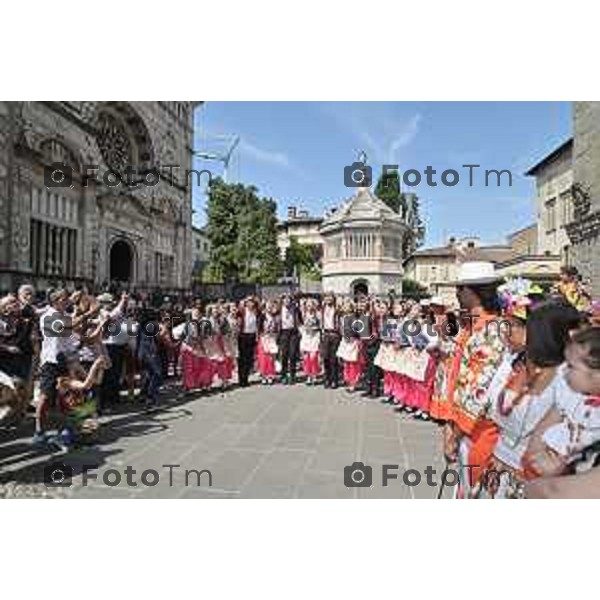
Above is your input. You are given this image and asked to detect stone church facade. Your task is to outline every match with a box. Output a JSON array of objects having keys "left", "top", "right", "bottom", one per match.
[
  {"left": 568, "top": 101, "right": 600, "bottom": 296},
  {"left": 0, "top": 101, "right": 196, "bottom": 294}
]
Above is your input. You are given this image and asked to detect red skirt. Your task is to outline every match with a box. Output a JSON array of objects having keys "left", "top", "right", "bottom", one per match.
[
  {"left": 303, "top": 351, "right": 320, "bottom": 377},
  {"left": 256, "top": 338, "right": 277, "bottom": 377},
  {"left": 402, "top": 357, "right": 437, "bottom": 412},
  {"left": 181, "top": 346, "right": 215, "bottom": 390},
  {"left": 216, "top": 356, "right": 235, "bottom": 382},
  {"left": 383, "top": 371, "right": 395, "bottom": 396}
]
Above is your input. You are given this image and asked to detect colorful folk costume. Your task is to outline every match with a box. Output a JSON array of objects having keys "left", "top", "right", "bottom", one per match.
[
  {"left": 449, "top": 310, "right": 505, "bottom": 497},
  {"left": 180, "top": 317, "right": 211, "bottom": 391},
  {"left": 300, "top": 306, "right": 321, "bottom": 384},
  {"left": 218, "top": 309, "right": 239, "bottom": 386},
  {"left": 429, "top": 335, "right": 457, "bottom": 421},
  {"left": 336, "top": 303, "right": 365, "bottom": 390},
  {"left": 553, "top": 279, "right": 591, "bottom": 312},
  {"left": 257, "top": 308, "right": 280, "bottom": 384},
  {"left": 204, "top": 309, "right": 226, "bottom": 387},
  {"left": 440, "top": 263, "right": 508, "bottom": 497},
  {"left": 480, "top": 364, "right": 599, "bottom": 498},
  {"left": 400, "top": 320, "right": 438, "bottom": 418},
  {"left": 374, "top": 316, "right": 397, "bottom": 402}
]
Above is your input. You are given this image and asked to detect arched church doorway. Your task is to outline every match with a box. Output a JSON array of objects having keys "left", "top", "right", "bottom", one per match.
[
  {"left": 109, "top": 239, "right": 134, "bottom": 283},
  {"left": 352, "top": 280, "right": 369, "bottom": 298}
]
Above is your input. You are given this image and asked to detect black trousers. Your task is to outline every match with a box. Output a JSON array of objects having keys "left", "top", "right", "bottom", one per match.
[
  {"left": 237, "top": 333, "right": 256, "bottom": 386},
  {"left": 365, "top": 338, "right": 382, "bottom": 394},
  {"left": 321, "top": 331, "right": 340, "bottom": 385},
  {"left": 101, "top": 344, "right": 126, "bottom": 408},
  {"left": 279, "top": 328, "right": 299, "bottom": 378}
]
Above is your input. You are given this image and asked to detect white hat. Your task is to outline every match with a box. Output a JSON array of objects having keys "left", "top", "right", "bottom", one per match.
[
  {"left": 453, "top": 261, "right": 502, "bottom": 286},
  {"left": 429, "top": 295, "right": 445, "bottom": 306},
  {"left": 97, "top": 292, "right": 114, "bottom": 303},
  {"left": 419, "top": 298, "right": 431, "bottom": 306}
]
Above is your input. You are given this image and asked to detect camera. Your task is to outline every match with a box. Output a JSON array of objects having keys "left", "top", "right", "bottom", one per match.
[
  {"left": 344, "top": 462, "right": 372, "bottom": 487},
  {"left": 44, "top": 162, "right": 73, "bottom": 188},
  {"left": 342, "top": 314, "right": 371, "bottom": 339},
  {"left": 344, "top": 161, "right": 372, "bottom": 187},
  {"left": 42, "top": 313, "right": 72, "bottom": 338},
  {"left": 44, "top": 462, "right": 73, "bottom": 487}
]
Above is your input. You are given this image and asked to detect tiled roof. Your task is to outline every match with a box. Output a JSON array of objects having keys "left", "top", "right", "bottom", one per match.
[{"left": 321, "top": 186, "right": 402, "bottom": 228}]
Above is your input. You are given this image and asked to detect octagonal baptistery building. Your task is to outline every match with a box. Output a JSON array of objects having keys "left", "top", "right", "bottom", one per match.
[{"left": 320, "top": 184, "right": 409, "bottom": 297}]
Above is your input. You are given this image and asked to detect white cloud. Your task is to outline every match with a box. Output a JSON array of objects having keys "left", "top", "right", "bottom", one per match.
[
  {"left": 387, "top": 113, "right": 422, "bottom": 163},
  {"left": 321, "top": 103, "right": 422, "bottom": 165},
  {"left": 239, "top": 139, "right": 292, "bottom": 169}
]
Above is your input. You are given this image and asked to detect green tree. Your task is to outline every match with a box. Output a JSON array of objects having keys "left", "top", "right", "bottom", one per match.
[
  {"left": 375, "top": 168, "right": 401, "bottom": 213},
  {"left": 205, "top": 177, "right": 282, "bottom": 284},
  {"left": 284, "top": 237, "right": 321, "bottom": 281},
  {"left": 374, "top": 169, "right": 426, "bottom": 257},
  {"left": 206, "top": 177, "right": 241, "bottom": 283},
  {"left": 402, "top": 278, "right": 430, "bottom": 301}
]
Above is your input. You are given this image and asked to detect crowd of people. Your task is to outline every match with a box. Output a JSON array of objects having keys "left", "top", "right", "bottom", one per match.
[{"left": 1, "top": 263, "right": 600, "bottom": 497}]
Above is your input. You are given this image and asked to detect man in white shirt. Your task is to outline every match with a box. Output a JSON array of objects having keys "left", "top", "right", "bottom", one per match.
[
  {"left": 238, "top": 297, "right": 260, "bottom": 387},
  {"left": 97, "top": 292, "right": 129, "bottom": 412},
  {"left": 321, "top": 293, "right": 341, "bottom": 388},
  {"left": 279, "top": 294, "right": 301, "bottom": 385},
  {"left": 34, "top": 288, "right": 71, "bottom": 445}
]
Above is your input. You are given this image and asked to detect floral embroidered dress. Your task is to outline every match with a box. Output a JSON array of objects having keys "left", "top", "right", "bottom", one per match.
[
  {"left": 446, "top": 311, "right": 506, "bottom": 434},
  {"left": 445, "top": 311, "right": 505, "bottom": 491}
]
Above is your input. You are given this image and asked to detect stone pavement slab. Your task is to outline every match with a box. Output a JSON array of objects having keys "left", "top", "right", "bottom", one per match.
[{"left": 0, "top": 381, "right": 446, "bottom": 499}]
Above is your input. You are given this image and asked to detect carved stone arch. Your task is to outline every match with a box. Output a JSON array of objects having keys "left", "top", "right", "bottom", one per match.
[
  {"left": 38, "top": 137, "right": 82, "bottom": 172},
  {"left": 108, "top": 236, "right": 137, "bottom": 283},
  {"left": 94, "top": 102, "right": 155, "bottom": 173}
]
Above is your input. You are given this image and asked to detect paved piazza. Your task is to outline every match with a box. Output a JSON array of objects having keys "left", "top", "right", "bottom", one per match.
[{"left": 0, "top": 383, "right": 447, "bottom": 499}]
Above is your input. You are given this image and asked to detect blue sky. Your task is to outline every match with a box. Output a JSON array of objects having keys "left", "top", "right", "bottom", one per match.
[{"left": 191, "top": 102, "right": 572, "bottom": 248}]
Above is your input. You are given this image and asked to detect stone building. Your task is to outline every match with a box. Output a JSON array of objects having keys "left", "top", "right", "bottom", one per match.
[
  {"left": 276, "top": 206, "right": 324, "bottom": 257},
  {"left": 525, "top": 137, "right": 573, "bottom": 263},
  {"left": 404, "top": 233, "right": 560, "bottom": 306},
  {"left": 0, "top": 101, "right": 197, "bottom": 294},
  {"left": 320, "top": 185, "right": 409, "bottom": 296},
  {"left": 567, "top": 102, "right": 600, "bottom": 296},
  {"left": 191, "top": 225, "right": 211, "bottom": 281},
  {"left": 507, "top": 223, "right": 538, "bottom": 256}
]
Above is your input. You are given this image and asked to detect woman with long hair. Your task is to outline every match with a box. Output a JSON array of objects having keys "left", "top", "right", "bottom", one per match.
[
  {"left": 479, "top": 295, "right": 584, "bottom": 498},
  {"left": 300, "top": 298, "right": 321, "bottom": 385},
  {"left": 256, "top": 299, "right": 280, "bottom": 385}
]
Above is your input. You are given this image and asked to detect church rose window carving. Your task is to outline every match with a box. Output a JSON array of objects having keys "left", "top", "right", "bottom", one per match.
[{"left": 97, "top": 111, "right": 134, "bottom": 173}]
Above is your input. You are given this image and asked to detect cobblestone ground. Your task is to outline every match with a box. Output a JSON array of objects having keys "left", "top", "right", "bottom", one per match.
[{"left": 0, "top": 381, "right": 448, "bottom": 499}]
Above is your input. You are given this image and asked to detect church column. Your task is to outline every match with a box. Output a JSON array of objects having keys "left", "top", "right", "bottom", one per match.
[
  {"left": 69, "top": 229, "right": 77, "bottom": 278},
  {"left": 60, "top": 229, "right": 68, "bottom": 278},
  {"left": 30, "top": 220, "right": 38, "bottom": 274},
  {"left": 39, "top": 222, "right": 47, "bottom": 274},
  {"left": 50, "top": 225, "right": 57, "bottom": 275}
]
